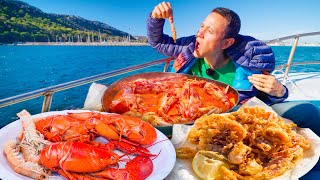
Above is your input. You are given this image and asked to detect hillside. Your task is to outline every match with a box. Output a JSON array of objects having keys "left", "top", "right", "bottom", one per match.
[{"left": 0, "top": 0, "right": 135, "bottom": 43}]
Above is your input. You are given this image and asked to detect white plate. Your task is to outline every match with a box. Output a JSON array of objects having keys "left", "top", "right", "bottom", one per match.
[
  {"left": 167, "top": 120, "right": 320, "bottom": 179},
  {"left": 0, "top": 110, "right": 176, "bottom": 180}
]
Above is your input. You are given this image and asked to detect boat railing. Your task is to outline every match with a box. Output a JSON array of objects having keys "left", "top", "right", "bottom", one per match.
[
  {"left": 275, "top": 61, "right": 320, "bottom": 70},
  {"left": 265, "top": 31, "right": 320, "bottom": 84},
  {"left": 0, "top": 57, "right": 174, "bottom": 112}
]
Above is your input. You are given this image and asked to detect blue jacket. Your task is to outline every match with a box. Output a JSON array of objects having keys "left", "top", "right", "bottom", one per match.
[{"left": 147, "top": 15, "right": 288, "bottom": 105}]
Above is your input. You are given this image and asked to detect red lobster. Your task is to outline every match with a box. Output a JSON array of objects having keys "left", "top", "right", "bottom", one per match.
[
  {"left": 34, "top": 111, "right": 157, "bottom": 145},
  {"left": 40, "top": 141, "right": 153, "bottom": 180},
  {"left": 34, "top": 111, "right": 158, "bottom": 179}
]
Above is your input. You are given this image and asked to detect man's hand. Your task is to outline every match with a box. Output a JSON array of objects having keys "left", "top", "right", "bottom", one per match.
[
  {"left": 248, "top": 72, "right": 286, "bottom": 97},
  {"left": 151, "top": 2, "right": 173, "bottom": 23}
]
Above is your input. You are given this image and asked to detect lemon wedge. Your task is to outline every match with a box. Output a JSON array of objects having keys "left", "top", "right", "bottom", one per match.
[{"left": 192, "top": 151, "right": 229, "bottom": 180}]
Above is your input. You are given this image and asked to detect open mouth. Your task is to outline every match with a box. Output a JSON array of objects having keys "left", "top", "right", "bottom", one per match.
[
  {"left": 194, "top": 40, "right": 200, "bottom": 57},
  {"left": 195, "top": 40, "right": 200, "bottom": 50}
]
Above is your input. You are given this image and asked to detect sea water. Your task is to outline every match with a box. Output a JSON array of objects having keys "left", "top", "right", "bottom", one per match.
[{"left": 0, "top": 45, "right": 320, "bottom": 128}]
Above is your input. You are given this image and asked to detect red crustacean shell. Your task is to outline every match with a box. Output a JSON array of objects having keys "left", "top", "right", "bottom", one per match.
[{"left": 40, "top": 141, "right": 120, "bottom": 173}]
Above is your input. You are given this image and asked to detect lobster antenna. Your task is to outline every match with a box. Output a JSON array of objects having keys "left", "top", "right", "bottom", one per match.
[
  {"left": 151, "top": 149, "right": 162, "bottom": 161},
  {"left": 144, "top": 138, "right": 169, "bottom": 149}
]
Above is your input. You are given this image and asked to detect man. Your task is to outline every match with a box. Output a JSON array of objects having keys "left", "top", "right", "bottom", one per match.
[
  {"left": 147, "top": 7, "right": 320, "bottom": 178},
  {"left": 147, "top": 2, "right": 320, "bottom": 138},
  {"left": 147, "top": 2, "right": 287, "bottom": 105}
]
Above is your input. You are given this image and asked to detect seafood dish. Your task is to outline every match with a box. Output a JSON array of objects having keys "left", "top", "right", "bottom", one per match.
[
  {"left": 1, "top": 110, "right": 176, "bottom": 180},
  {"left": 176, "top": 106, "right": 311, "bottom": 179},
  {"left": 102, "top": 72, "right": 238, "bottom": 126}
]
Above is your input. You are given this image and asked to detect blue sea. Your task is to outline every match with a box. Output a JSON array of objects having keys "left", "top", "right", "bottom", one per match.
[{"left": 1, "top": 45, "right": 320, "bottom": 128}]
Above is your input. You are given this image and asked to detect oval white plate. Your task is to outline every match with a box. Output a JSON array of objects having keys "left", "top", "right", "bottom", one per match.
[{"left": 0, "top": 110, "right": 176, "bottom": 180}]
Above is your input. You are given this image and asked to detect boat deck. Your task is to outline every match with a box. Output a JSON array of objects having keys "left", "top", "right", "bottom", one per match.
[{"left": 276, "top": 72, "right": 320, "bottom": 102}]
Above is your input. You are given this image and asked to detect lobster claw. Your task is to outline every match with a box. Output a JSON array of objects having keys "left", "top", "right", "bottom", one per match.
[
  {"left": 92, "top": 156, "right": 153, "bottom": 180},
  {"left": 126, "top": 156, "right": 154, "bottom": 180},
  {"left": 95, "top": 121, "right": 120, "bottom": 140}
]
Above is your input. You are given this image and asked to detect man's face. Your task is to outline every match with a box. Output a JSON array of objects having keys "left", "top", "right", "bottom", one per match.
[{"left": 193, "top": 12, "right": 228, "bottom": 58}]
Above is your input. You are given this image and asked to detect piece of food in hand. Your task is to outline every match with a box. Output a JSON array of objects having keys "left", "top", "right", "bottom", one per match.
[
  {"left": 192, "top": 151, "right": 229, "bottom": 180},
  {"left": 170, "top": 22, "right": 176, "bottom": 43},
  {"left": 169, "top": 16, "right": 176, "bottom": 43}
]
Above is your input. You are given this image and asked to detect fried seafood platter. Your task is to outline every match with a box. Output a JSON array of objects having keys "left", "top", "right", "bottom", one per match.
[
  {"left": 176, "top": 106, "right": 312, "bottom": 180},
  {"left": 1, "top": 110, "right": 176, "bottom": 180},
  {"left": 102, "top": 72, "right": 239, "bottom": 126}
]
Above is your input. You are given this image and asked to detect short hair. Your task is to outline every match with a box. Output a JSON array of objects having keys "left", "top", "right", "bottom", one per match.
[{"left": 212, "top": 7, "right": 241, "bottom": 39}]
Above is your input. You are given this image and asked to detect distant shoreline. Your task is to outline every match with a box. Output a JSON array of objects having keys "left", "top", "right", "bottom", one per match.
[
  {"left": 1, "top": 42, "right": 320, "bottom": 47},
  {"left": 267, "top": 43, "right": 320, "bottom": 47},
  {"left": 2, "top": 42, "right": 150, "bottom": 46}
]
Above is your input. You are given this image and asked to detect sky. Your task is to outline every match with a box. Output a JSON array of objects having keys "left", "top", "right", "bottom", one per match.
[{"left": 21, "top": 0, "right": 320, "bottom": 43}]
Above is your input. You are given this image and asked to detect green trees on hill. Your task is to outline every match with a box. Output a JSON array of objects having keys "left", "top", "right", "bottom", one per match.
[{"left": 0, "top": 0, "right": 135, "bottom": 43}]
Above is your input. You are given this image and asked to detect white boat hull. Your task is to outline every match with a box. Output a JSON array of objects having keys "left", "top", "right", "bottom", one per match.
[{"left": 275, "top": 72, "right": 320, "bottom": 101}]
